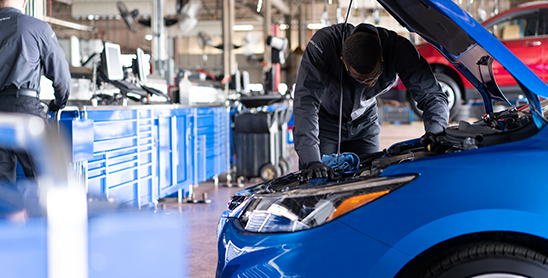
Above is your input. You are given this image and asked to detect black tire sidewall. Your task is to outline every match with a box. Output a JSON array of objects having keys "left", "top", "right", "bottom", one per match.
[
  {"left": 278, "top": 157, "right": 290, "bottom": 175},
  {"left": 259, "top": 163, "right": 279, "bottom": 181},
  {"left": 435, "top": 256, "right": 548, "bottom": 278},
  {"left": 407, "top": 72, "right": 462, "bottom": 121}
]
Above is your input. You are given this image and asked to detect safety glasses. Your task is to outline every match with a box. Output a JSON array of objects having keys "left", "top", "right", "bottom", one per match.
[{"left": 344, "top": 62, "right": 383, "bottom": 84}]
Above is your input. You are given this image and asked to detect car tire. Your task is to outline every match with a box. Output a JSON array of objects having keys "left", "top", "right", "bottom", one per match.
[
  {"left": 421, "top": 241, "right": 548, "bottom": 278},
  {"left": 259, "top": 163, "right": 280, "bottom": 181},
  {"left": 407, "top": 72, "right": 462, "bottom": 121},
  {"left": 278, "top": 157, "right": 291, "bottom": 175}
]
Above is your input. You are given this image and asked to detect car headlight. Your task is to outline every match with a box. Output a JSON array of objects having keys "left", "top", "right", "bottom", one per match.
[{"left": 233, "top": 174, "right": 417, "bottom": 233}]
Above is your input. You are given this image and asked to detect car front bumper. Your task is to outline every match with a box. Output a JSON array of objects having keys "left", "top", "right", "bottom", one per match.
[{"left": 216, "top": 215, "right": 412, "bottom": 278}]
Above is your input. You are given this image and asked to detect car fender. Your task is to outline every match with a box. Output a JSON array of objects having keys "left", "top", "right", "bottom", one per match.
[{"left": 367, "top": 208, "right": 548, "bottom": 277}]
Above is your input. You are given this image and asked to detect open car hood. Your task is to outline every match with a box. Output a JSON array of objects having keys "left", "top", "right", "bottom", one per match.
[
  {"left": 222, "top": 1, "right": 548, "bottom": 231},
  {"left": 377, "top": 0, "right": 548, "bottom": 126}
]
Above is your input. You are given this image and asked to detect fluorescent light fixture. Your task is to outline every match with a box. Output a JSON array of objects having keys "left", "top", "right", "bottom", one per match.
[
  {"left": 279, "top": 24, "right": 288, "bottom": 30},
  {"left": 256, "top": 0, "right": 263, "bottom": 12},
  {"left": 43, "top": 16, "right": 96, "bottom": 32},
  {"left": 307, "top": 23, "right": 327, "bottom": 30},
  {"left": 233, "top": 25, "right": 254, "bottom": 31}
]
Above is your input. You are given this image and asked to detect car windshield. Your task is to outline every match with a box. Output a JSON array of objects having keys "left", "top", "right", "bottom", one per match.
[{"left": 486, "top": 9, "right": 547, "bottom": 40}]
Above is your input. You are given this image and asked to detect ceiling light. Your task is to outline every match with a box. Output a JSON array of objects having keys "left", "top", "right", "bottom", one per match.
[
  {"left": 145, "top": 35, "right": 153, "bottom": 41},
  {"left": 279, "top": 24, "right": 288, "bottom": 30},
  {"left": 233, "top": 25, "right": 254, "bottom": 31},
  {"left": 256, "top": 0, "right": 263, "bottom": 12},
  {"left": 43, "top": 16, "right": 96, "bottom": 32}
]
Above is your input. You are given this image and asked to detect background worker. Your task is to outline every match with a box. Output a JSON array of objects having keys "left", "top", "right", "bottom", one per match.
[{"left": 0, "top": 0, "right": 70, "bottom": 183}]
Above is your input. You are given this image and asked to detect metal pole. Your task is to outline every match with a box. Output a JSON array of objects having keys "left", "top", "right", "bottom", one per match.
[
  {"left": 223, "top": 0, "right": 231, "bottom": 95},
  {"left": 152, "top": 0, "right": 165, "bottom": 76},
  {"left": 263, "top": 0, "right": 272, "bottom": 92}
]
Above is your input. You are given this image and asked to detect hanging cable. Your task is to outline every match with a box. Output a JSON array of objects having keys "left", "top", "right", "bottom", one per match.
[{"left": 337, "top": 0, "right": 353, "bottom": 171}]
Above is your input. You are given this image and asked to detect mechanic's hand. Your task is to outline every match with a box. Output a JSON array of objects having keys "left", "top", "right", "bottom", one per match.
[
  {"left": 302, "top": 161, "right": 335, "bottom": 180},
  {"left": 48, "top": 100, "right": 62, "bottom": 113},
  {"left": 420, "top": 132, "right": 439, "bottom": 151}
]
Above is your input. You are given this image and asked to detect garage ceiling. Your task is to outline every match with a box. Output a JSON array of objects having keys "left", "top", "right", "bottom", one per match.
[
  {"left": 60, "top": 0, "right": 389, "bottom": 27},
  {"left": 50, "top": 0, "right": 524, "bottom": 36},
  {"left": 70, "top": 0, "right": 261, "bottom": 22},
  {"left": 45, "top": 0, "right": 523, "bottom": 58}
]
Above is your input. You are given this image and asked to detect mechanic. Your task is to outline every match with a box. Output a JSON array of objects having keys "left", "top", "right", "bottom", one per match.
[
  {"left": 294, "top": 23, "right": 449, "bottom": 179},
  {"left": 0, "top": 0, "right": 70, "bottom": 184}
]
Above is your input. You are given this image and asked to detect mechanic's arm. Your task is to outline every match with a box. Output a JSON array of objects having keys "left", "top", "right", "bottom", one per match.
[
  {"left": 39, "top": 25, "right": 71, "bottom": 111},
  {"left": 293, "top": 40, "right": 332, "bottom": 166},
  {"left": 394, "top": 37, "right": 449, "bottom": 134}
]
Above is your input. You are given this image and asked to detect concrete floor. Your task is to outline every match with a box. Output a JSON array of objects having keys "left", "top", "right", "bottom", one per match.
[{"left": 157, "top": 123, "right": 425, "bottom": 278}]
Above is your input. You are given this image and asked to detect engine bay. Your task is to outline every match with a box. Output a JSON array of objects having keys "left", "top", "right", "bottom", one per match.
[
  {"left": 357, "top": 100, "right": 546, "bottom": 178},
  {"left": 234, "top": 100, "right": 546, "bottom": 199}
]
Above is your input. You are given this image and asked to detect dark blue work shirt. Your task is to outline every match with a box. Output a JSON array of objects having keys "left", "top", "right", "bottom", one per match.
[
  {"left": 293, "top": 23, "right": 449, "bottom": 164},
  {"left": 0, "top": 7, "right": 70, "bottom": 108}
]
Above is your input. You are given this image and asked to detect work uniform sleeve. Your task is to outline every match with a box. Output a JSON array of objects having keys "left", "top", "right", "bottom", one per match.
[
  {"left": 392, "top": 36, "right": 449, "bottom": 134},
  {"left": 39, "top": 25, "right": 70, "bottom": 108},
  {"left": 293, "top": 30, "right": 334, "bottom": 165}
]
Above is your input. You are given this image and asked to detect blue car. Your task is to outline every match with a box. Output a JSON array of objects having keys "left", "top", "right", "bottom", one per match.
[{"left": 216, "top": 0, "right": 548, "bottom": 277}]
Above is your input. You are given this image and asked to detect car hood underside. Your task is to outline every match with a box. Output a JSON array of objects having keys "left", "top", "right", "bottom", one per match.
[{"left": 378, "top": 0, "right": 548, "bottom": 127}]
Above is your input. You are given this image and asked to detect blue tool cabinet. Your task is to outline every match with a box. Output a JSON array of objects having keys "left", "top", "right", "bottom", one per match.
[
  {"left": 71, "top": 105, "right": 231, "bottom": 207},
  {"left": 216, "top": 107, "right": 230, "bottom": 180},
  {"left": 156, "top": 108, "right": 194, "bottom": 198},
  {"left": 196, "top": 107, "right": 218, "bottom": 183},
  {"left": 85, "top": 109, "right": 156, "bottom": 207}
]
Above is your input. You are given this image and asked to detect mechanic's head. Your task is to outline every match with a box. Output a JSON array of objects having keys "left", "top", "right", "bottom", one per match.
[
  {"left": 0, "top": 0, "right": 27, "bottom": 10},
  {"left": 341, "top": 31, "right": 383, "bottom": 86}
]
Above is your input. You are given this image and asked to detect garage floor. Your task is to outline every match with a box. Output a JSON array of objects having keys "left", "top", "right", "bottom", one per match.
[{"left": 157, "top": 123, "right": 425, "bottom": 278}]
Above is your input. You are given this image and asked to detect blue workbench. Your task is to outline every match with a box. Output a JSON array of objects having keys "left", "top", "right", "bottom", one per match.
[{"left": 56, "top": 104, "right": 230, "bottom": 207}]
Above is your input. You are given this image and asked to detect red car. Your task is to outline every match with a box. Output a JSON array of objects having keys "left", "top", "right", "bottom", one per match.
[{"left": 396, "top": 2, "right": 548, "bottom": 119}]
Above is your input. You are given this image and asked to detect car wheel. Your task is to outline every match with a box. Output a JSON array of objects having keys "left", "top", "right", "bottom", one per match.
[
  {"left": 278, "top": 157, "right": 291, "bottom": 175},
  {"left": 421, "top": 241, "right": 548, "bottom": 278},
  {"left": 259, "top": 163, "right": 280, "bottom": 181},
  {"left": 407, "top": 72, "right": 462, "bottom": 121}
]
